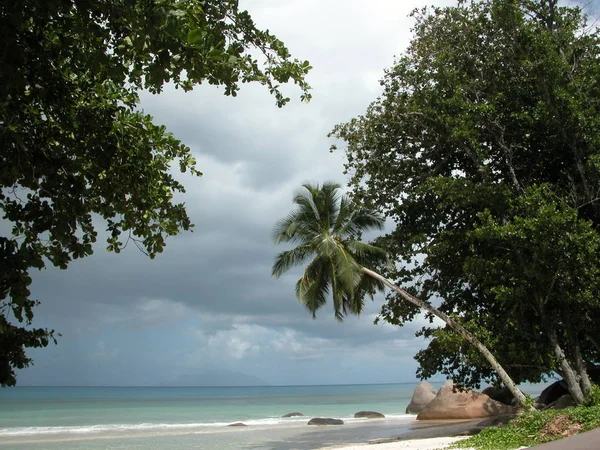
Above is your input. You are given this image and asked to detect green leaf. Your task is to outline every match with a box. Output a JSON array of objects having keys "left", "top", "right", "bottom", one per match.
[{"left": 187, "top": 29, "right": 205, "bottom": 45}]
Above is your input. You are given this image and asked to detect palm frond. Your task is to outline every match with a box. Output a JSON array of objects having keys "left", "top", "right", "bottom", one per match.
[
  {"left": 347, "top": 240, "right": 388, "bottom": 260},
  {"left": 344, "top": 289, "right": 366, "bottom": 316},
  {"left": 272, "top": 211, "right": 301, "bottom": 244},
  {"left": 314, "top": 232, "right": 338, "bottom": 258},
  {"left": 296, "top": 257, "right": 331, "bottom": 318},
  {"left": 302, "top": 255, "right": 327, "bottom": 280},
  {"left": 273, "top": 215, "right": 321, "bottom": 245},
  {"left": 331, "top": 276, "right": 345, "bottom": 322},
  {"left": 330, "top": 240, "right": 362, "bottom": 294},
  {"left": 272, "top": 244, "right": 315, "bottom": 278},
  {"left": 318, "top": 182, "right": 343, "bottom": 230},
  {"left": 273, "top": 193, "right": 326, "bottom": 245},
  {"left": 356, "top": 272, "right": 385, "bottom": 299},
  {"left": 294, "top": 185, "right": 322, "bottom": 222},
  {"left": 342, "top": 270, "right": 385, "bottom": 316},
  {"left": 333, "top": 194, "right": 354, "bottom": 234},
  {"left": 338, "top": 207, "right": 385, "bottom": 239},
  {"left": 295, "top": 278, "right": 327, "bottom": 318},
  {"left": 319, "top": 181, "right": 343, "bottom": 193}
]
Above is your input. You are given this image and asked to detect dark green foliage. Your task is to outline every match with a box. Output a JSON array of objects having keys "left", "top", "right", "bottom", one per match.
[
  {"left": 331, "top": 0, "right": 600, "bottom": 394},
  {"left": 410, "top": 186, "right": 600, "bottom": 388},
  {"left": 0, "top": 0, "right": 311, "bottom": 386},
  {"left": 587, "top": 384, "right": 600, "bottom": 407}
]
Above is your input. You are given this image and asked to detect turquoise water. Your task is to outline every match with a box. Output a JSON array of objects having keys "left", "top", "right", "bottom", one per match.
[
  {"left": 0, "top": 384, "right": 423, "bottom": 449},
  {"left": 0, "top": 384, "right": 418, "bottom": 429},
  {"left": 0, "top": 383, "right": 548, "bottom": 449}
]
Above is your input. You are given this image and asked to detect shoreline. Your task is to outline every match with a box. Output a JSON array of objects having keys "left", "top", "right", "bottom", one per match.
[
  {"left": 0, "top": 417, "right": 479, "bottom": 449},
  {"left": 0, "top": 416, "right": 541, "bottom": 450}
]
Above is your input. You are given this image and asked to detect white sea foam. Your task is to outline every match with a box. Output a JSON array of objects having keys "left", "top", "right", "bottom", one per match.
[
  {"left": 0, "top": 422, "right": 229, "bottom": 436},
  {"left": 0, "top": 414, "right": 415, "bottom": 437},
  {"left": 0, "top": 418, "right": 302, "bottom": 436}
]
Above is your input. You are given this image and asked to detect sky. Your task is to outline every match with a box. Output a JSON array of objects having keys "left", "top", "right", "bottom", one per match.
[{"left": 14, "top": 0, "right": 593, "bottom": 387}]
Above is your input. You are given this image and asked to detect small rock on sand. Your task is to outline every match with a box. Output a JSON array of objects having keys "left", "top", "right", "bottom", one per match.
[
  {"left": 308, "top": 418, "right": 344, "bottom": 425},
  {"left": 354, "top": 411, "right": 385, "bottom": 418}
]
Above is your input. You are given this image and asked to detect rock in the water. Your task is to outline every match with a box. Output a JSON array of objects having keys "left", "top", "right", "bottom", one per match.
[
  {"left": 354, "top": 411, "right": 385, "bottom": 419},
  {"left": 307, "top": 418, "right": 344, "bottom": 425},
  {"left": 282, "top": 412, "right": 304, "bottom": 418},
  {"left": 406, "top": 381, "right": 438, "bottom": 414},
  {"left": 481, "top": 386, "right": 514, "bottom": 406},
  {"left": 417, "top": 381, "right": 521, "bottom": 420},
  {"left": 545, "top": 394, "right": 576, "bottom": 410},
  {"left": 538, "top": 380, "right": 569, "bottom": 406},
  {"left": 227, "top": 422, "right": 247, "bottom": 427}
]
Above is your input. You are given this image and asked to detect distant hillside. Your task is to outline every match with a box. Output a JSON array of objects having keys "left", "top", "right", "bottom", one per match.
[{"left": 164, "top": 370, "right": 269, "bottom": 387}]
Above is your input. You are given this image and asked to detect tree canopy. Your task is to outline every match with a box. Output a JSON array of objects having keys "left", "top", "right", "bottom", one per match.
[
  {"left": 0, "top": 0, "right": 311, "bottom": 386},
  {"left": 331, "top": 0, "right": 600, "bottom": 402}
]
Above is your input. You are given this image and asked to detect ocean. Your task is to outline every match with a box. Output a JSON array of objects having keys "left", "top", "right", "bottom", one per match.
[{"left": 0, "top": 383, "right": 547, "bottom": 450}]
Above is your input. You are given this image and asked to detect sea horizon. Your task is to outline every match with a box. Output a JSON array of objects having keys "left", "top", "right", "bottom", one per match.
[{"left": 10, "top": 380, "right": 447, "bottom": 388}]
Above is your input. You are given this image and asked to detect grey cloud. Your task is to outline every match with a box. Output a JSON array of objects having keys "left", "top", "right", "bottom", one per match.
[
  {"left": 17, "top": 0, "right": 458, "bottom": 386},
  {"left": 141, "top": 85, "right": 346, "bottom": 190}
]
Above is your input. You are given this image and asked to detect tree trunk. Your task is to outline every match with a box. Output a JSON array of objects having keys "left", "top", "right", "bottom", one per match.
[
  {"left": 362, "top": 267, "right": 528, "bottom": 407},
  {"left": 572, "top": 338, "right": 592, "bottom": 400},
  {"left": 547, "top": 326, "right": 586, "bottom": 405}
]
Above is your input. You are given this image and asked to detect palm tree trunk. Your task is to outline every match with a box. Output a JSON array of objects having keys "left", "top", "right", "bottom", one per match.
[{"left": 362, "top": 267, "right": 528, "bottom": 407}]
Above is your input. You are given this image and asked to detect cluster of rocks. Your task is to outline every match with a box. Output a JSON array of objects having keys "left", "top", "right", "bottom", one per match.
[
  {"left": 227, "top": 410, "right": 387, "bottom": 427},
  {"left": 227, "top": 380, "right": 578, "bottom": 428},
  {"left": 405, "top": 381, "right": 517, "bottom": 420},
  {"left": 406, "top": 379, "right": 578, "bottom": 421},
  {"left": 302, "top": 410, "right": 386, "bottom": 426}
]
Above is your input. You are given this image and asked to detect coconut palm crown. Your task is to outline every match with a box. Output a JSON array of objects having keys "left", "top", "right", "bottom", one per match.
[{"left": 272, "top": 182, "right": 388, "bottom": 321}]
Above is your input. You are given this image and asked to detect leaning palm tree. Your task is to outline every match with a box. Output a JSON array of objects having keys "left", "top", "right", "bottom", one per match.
[{"left": 272, "top": 182, "right": 527, "bottom": 407}]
